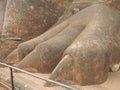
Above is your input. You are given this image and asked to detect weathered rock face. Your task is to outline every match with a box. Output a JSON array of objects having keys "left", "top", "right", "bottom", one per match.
[
  {"left": 0, "top": 0, "right": 73, "bottom": 60},
  {"left": 57, "top": 0, "right": 120, "bottom": 24},
  {"left": 48, "top": 3, "right": 120, "bottom": 85},
  {"left": 2, "top": 0, "right": 120, "bottom": 86},
  {"left": 11, "top": 2, "right": 119, "bottom": 86},
  {"left": 0, "top": 0, "right": 7, "bottom": 60},
  {"left": 108, "top": 0, "right": 120, "bottom": 10},
  {"left": 0, "top": 0, "right": 7, "bottom": 36},
  {"left": 3, "top": 0, "right": 72, "bottom": 40}
]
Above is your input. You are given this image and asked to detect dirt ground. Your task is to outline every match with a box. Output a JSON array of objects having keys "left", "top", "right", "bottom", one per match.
[
  {"left": 0, "top": 83, "right": 9, "bottom": 90},
  {"left": 0, "top": 68, "right": 120, "bottom": 90},
  {"left": 0, "top": 87, "right": 6, "bottom": 90}
]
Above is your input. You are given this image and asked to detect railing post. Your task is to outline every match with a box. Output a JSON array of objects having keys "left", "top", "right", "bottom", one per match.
[{"left": 9, "top": 68, "right": 15, "bottom": 90}]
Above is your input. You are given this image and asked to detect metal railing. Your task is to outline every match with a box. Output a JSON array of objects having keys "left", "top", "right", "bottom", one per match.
[{"left": 0, "top": 62, "right": 79, "bottom": 90}]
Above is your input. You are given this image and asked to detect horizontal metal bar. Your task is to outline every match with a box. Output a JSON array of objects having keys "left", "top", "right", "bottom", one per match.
[{"left": 0, "top": 62, "right": 79, "bottom": 90}]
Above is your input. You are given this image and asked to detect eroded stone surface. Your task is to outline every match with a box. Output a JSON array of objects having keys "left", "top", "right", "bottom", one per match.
[{"left": 2, "top": 0, "right": 120, "bottom": 86}]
